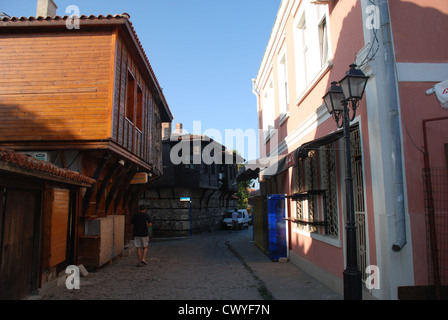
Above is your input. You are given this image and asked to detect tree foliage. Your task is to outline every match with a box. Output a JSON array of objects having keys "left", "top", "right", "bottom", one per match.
[
  {"left": 230, "top": 149, "right": 253, "bottom": 209},
  {"left": 237, "top": 179, "right": 250, "bottom": 209}
]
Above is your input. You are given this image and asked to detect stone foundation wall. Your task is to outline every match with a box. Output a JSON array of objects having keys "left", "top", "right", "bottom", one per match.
[{"left": 140, "top": 187, "right": 238, "bottom": 237}]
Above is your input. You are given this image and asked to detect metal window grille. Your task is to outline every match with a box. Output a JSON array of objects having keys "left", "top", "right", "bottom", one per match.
[
  {"left": 321, "top": 144, "right": 339, "bottom": 237},
  {"left": 294, "top": 155, "right": 320, "bottom": 233},
  {"left": 295, "top": 160, "right": 305, "bottom": 230},
  {"left": 351, "top": 129, "right": 368, "bottom": 281},
  {"left": 423, "top": 167, "right": 448, "bottom": 291},
  {"left": 306, "top": 156, "right": 318, "bottom": 232}
]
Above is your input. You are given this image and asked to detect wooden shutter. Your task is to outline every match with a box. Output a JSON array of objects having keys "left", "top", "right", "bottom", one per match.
[{"left": 42, "top": 188, "right": 70, "bottom": 268}]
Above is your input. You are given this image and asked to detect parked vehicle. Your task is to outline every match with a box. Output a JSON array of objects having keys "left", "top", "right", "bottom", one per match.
[{"left": 222, "top": 209, "right": 250, "bottom": 230}]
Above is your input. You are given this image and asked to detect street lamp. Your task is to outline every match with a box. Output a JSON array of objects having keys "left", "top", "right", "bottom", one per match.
[
  {"left": 323, "top": 64, "right": 369, "bottom": 300},
  {"left": 323, "top": 81, "right": 345, "bottom": 128}
]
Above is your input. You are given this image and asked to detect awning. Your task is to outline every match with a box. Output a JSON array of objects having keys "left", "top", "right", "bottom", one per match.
[
  {"left": 236, "top": 155, "right": 281, "bottom": 182},
  {"left": 238, "top": 125, "right": 359, "bottom": 182},
  {"left": 295, "top": 129, "right": 344, "bottom": 160},
  {"left": 258, "top": 154, "right": 287, "bottom": 180},
  {"left": 259, "top": 127, "right": 353, "bottom": 180}
]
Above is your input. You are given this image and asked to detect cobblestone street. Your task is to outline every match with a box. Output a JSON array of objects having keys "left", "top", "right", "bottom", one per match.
[{"left": 41, "top": 228, "right": 264, "bottom": 300}]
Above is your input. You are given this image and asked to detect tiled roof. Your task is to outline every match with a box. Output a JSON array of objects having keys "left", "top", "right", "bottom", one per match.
[
  {"left": 0, "top": 147, "right": 95, "bottom": 185},
  {"left": 0, "top": 13, "right": 127, "bottom": 22},
  {"left": 0, "top": 13, "right": 171, "bottom": 119}
]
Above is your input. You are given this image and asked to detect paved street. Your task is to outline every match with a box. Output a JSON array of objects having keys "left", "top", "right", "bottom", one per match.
[
  {"left": 41, "top": 228, "right": 264, "bottom": 300},
  {"left": 39, "top": 226, "right": 342, "bottom": 301}
]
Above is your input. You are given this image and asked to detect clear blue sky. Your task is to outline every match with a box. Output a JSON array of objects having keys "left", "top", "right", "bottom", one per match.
[{"left": 1, "top": 0, "right": 281, "bottom": 160}]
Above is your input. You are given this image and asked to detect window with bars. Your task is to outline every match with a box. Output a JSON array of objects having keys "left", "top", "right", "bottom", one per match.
[
  {"left": 350, "top": 129, "right": 368, "bottom": 281},
  {"left": 293, "top": 142, "right": 338, "bottom": 237},
  {"left": 321, "top": 144, "right": 339, "bottom": 237},
  {"left": 294, "top": 155, "right": 319, "bottom": 233}
]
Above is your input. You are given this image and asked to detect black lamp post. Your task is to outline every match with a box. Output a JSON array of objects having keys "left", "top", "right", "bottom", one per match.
[{"left": 323, "top": 64, "right": 369, "bottom": 300}]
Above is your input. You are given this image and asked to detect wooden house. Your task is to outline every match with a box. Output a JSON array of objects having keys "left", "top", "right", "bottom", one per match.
[
  {"left": 0, "top": 12, "right": 173, "bottom": 278},
  {"left": 142, "top": 123, "right": 242, "bottom": 237}
]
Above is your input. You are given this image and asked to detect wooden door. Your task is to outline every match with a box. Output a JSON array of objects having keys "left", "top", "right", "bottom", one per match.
[{"left": 0, "top": 188, "right": 39, "bottom": 300}]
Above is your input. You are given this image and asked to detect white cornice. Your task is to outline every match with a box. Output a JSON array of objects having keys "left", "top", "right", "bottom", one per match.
[
  {"left": 268, "top": 103, "right": 331, "bottom": 157},
  {"left": 255, "top": 0, "right": 296, "bottom": 90}
]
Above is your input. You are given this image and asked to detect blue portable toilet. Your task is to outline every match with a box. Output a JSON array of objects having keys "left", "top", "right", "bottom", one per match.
[{"left": 267, "top": 194, "right": 287, "bottom": 261}]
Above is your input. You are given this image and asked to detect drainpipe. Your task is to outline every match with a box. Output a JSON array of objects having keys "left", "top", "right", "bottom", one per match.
[
  {"left": 251, "top": 78, "right": 260, "bottom": 105},
  {"left": 252, "top": 78, "right": 262, "bottom": 157},
  {"left": 378, "top": 0, "right": 407, "bottom": 252}
]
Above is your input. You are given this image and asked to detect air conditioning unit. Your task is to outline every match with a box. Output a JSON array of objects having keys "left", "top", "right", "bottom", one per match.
[{"left": 25, "top": 152, "right": 50, "bottom": 162}]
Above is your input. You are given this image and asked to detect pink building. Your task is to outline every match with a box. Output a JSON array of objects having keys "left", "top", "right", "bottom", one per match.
[{"left": 251, "top": 0, "right": 448, "bottom": 299}]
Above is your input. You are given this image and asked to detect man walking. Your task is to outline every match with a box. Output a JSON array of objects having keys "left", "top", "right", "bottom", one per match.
[
  {"left": 230, "top": 208, "right": 239, "bottom": 233},
  {"left": 131, "top": 205, "right": 152, "bottom": 267}
]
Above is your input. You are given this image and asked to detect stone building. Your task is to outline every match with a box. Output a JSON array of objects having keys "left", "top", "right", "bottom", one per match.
[{"left": 140, "top": 123, "right": 242, "bottom": 237}]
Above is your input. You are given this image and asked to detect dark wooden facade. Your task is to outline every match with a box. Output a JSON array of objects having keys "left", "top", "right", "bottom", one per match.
[
  {"left": 0, "top": 147, "right": 94, "bottom": 300},
  {"left": 142, "top": 132, "right": 242, "bottom": 236},
  {"left": 0, "top": 14, "right": 173, "bottom": 274},
  {"left": 153, "top": 133, "right": 240, "bottom": 192}
]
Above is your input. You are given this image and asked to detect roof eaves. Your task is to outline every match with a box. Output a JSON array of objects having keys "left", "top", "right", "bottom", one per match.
[{"left": 0, "top": 147, "right": 95, "bottom": 186}]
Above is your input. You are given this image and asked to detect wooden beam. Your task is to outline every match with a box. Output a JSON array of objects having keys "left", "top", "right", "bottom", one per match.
[
  {"left": 95, "top": 161, "right": 121, "bottom": 213},
  {"left": 112, "top": 165, "right": 139, "bottom": 214},
  {"left": 206, "top": 189, "right": 217, "bottom": 212},
  {"left": 104, "top": 163, "right": 133, "bottom": 215},
  {"left": 81, "top": 154, "right": 109, "bottom": 217},
  {"left": 58, "top": 151, "right": 67, "bottom": 169},
  {"left": 199, "top": 189, "right": 208, "bottom": 211}
]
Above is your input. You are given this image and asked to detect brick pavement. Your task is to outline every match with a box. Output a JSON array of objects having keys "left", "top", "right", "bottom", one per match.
[
  {"left": 40, "top": 228, "right": 264, "bottom": 300},
  {"left": 38, "top": 226, "right": 342, "bottom": 301}
]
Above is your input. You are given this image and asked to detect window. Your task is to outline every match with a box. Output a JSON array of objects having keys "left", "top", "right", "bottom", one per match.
[
  {"left": 294, "top": 2, "right": 331, "bottom": 99},
  {"left": 295, "top": 13, "right": 309, "bottom": 94},
  {"left": 262, "top": 79, "right": 275, "bottom": 141},
  {"left": 136, "top": 86, "right": 143, "bottom": 130},
  {"left": 126, "top": 71, "right": 135, "bottom": 122},
  {"left": 293, "top": 142, "right": 339, "bottom": 237},
  {"left": 320, "top": 144, "right": 338, "bottom": 237},
  {"left": 318, "top": 16, "right": 329, "bottom": 67},
  {"left": 350, "top": 129, "right": 368, "bottom": 280},
  {"left": 294, "top": 156, "right": 318, "bottom": 233},
  {"left": 278, "top": 53, "right": 289, "bottom": 119}
]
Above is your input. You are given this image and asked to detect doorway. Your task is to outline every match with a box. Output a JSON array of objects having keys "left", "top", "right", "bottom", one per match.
[{"left": 0, "top": 188, "right": 41, "bottom": 300}]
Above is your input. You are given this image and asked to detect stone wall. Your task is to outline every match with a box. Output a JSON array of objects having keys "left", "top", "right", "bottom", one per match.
[{"left": 140, "top": 187, "right": 238, "bottom": 237}]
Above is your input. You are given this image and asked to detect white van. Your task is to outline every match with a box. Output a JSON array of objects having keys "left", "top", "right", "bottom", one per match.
[{"left": 222, "top": 209, "right": 250, "bottom": 230}]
